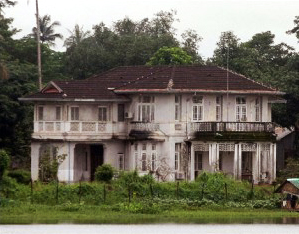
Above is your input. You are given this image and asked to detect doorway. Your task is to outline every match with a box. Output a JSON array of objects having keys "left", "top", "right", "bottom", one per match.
[
  {"left": 242, "top": 152, "right": 253, "bottom": 182},
  {"left": 90, "top": 145, "right": 104, "bottom": 180}
]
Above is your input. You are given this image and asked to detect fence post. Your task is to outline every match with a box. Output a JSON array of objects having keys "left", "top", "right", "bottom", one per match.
[
  {"left": 128, "top": 185, "right": 131, "bottom": 203},
  {"left": 103, "top": 184, "right": 106, "bottom": 203},
  {"left": 150, "top": 183, "right": 154, "bottom": 199},
  {"left": 225, "top": 182, "right": 228, "bottom": 200},
  {"left": 79, "top": 179, "right": 82, "bottom": 204},
  {"left": 30, "top": 179, "right": 33, "bottom": 204},
  {"left": 56, "top": 177, "right": 59, "bottom": 205}
]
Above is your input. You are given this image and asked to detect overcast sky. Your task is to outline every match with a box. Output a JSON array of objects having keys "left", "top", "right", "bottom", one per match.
[{"left": 4, "top": 0, "right": 299, "bottom": 59}]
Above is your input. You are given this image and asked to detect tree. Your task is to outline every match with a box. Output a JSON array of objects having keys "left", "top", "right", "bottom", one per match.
[
  {"left": 181, "top": 29, "right": 203, "bottom": 63},
  {"left": 287, "top": 15, "right": 299, "bottom": 42},
  {"left": 64, "top": 24, "right": 90, "bottom": 49},
  {"left": 147, "top": 46, "right": 192, "bottom": 65},
  {"left": 31, "top": 14, "right": 63, "bottom": 46}
]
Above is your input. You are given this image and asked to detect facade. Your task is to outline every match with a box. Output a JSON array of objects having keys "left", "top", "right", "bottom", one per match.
[{"left": 21, "top": 66, "right": 284, "bottom": 183}]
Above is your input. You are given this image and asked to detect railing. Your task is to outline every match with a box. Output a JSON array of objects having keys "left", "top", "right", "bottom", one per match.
[
  {"left": 130, "top": 121, "right": 160, "bottom": 131},
  {"left": 190, "top": 122, "right": 275, "bottom": 133},
  {"left": 37, "top": 121, "right": 62, "bottom": 132},
  {"left": 35, "top": 121, "right": 112, "bottom": 133}
]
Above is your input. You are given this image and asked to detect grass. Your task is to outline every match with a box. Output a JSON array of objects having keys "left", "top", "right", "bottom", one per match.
[{"left": 1, "top": 202, "right": 299, "bottom": 224}]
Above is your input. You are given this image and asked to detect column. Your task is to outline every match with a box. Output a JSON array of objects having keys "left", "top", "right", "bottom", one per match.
[
  {"left": 234, "top": 144, "right": 238, "bottom": 180},
  {"left": 31, "top": 142, "right": 40, "bottom": 181},
  {"left": 238, "top": 143, "right": 242, "bottom": 180},
  {"left": 190, "top": 143, "right": 195, "bottom": 181},
  {"left": 269, "top": 143, "right": 273, "bottom": 183}
]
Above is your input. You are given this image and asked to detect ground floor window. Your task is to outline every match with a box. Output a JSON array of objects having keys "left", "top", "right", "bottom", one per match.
[{"left": 194, "top": 151, "right": 203, "bottom": 179}]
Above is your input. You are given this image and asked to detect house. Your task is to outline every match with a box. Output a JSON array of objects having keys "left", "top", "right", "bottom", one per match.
[
  {"left": 275, "top": 178, "right": 299, "bottom": 210},
  {"left": 20, "top": 65, "right": 284, "bottom": 183}
]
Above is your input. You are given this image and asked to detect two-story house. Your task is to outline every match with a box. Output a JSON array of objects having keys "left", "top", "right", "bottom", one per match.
[{"left": 21, "top": 66, "right": 284, "bottom": 183}]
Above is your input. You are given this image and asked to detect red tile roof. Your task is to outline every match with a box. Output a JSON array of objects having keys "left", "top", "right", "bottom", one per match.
[{"left": 22, "top": 65, "right": 282, "bottom": 101}]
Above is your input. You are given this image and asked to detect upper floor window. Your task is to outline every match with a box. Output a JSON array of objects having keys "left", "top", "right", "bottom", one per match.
[
  {"left": 175, "top": 95, "right": 181, "bottom": 121},
  {"left": 216, "top": 96, "right": 222, "bottom": 121},
  {"left": 118, "top": 104, "right": 125, "bottom": 122},
  {"left": 192, "top": 96, "right": 203, "bottom": 121},
  {"left": 255, "top": 97, "right": 262, "bottom": 122},
  {"left": 236, "top": 97, "right": 246, "bottom": 122},
  {"left": 98, "top": 106, "right": 107, "bottom": 122},
  {"left": 138, "top": 96, "right": 155, "bottom": 122},
  {"left": 70, "top": 106, "right": 79, "bottom": 121},
  {"left": 38, "top": 106, "right": 44, "bottom": 121},
  {"left": 175, "top": 143, "right": 181, "bottom": 171},
  {"left": 56, "top": 106, "right": 61, "bottom": 121}
]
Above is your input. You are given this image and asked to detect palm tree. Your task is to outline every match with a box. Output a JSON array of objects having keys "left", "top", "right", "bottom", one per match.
[
  {"left": 31, "top": 14, "right": 63, "bottom": 46},
  {"left": 64, "top": 24, "right": 90, "bottom": 48}
]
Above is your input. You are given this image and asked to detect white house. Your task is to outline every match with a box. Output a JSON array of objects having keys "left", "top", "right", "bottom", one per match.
[{"left": 21, "top": 65, "right": 284, "bottom": 183}]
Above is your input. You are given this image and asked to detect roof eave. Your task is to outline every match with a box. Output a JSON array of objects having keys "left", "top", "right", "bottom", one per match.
[
  {"left": 18, "top": 97, "right": 131, "bottom": 102},
  {"left": 114, "top": 89, "right": 285, "bottom": 95}
]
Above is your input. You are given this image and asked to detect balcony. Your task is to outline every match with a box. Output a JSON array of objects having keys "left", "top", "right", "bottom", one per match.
[
  {"left": 129, "top": 121, "right": 160, "bottom": 132},
  {"left": 190, "top": 122, "right": 276, "bottom": 141},
  {"left": 34, "top": 121, "right": 113, "bottom": 134},
  {"left": 190, "top": 122, "right": 275, "bottom": 133}
]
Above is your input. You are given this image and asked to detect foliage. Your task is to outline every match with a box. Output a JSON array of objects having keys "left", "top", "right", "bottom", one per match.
[
  {"left": 7, "top": 169, "right": 31, "bottom": 184},
  {"left": 94, "top": 164, "right": 114, "bottom": 183},
  {"left": 277, "top": 158, "right": 299, "bottom": 183},
  {"left": 30, "top": 14, "right": 63, "bottom": 46},
  {"left": 147, "top": 46, "right": 193, "bottom": 65},
  {"left": 0, "top": 149, "right": 10, "bottom": 180}
]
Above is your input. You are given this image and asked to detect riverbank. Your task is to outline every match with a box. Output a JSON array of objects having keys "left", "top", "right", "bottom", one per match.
[{"left": 1, "top": 202, "right": 299, "bottom": 224}]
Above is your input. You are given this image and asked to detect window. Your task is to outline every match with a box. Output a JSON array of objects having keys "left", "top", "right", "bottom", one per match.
[
  {"left": 138, "top": 96, "right": 155, "bottom": 122},
  {"left": 142, "top": 143, "right": 147, "bottom": 151},
  {"left": 151, "top": 144, "right": 157, "bottom": 171},
  {"left": 255, "top": 97, "right": 262, "bottom": 122},
  {"left": 236, "top": 97, "right": 246, "bottom": 122},
  {"left": 216, "top": 96, "right": 222, "bottom": 121},
  {"left": 175, "top": 95, "right": 181, "bottom": 121},
  {"left": 118, "top": 104, "right": 125, "bottom": 122},
  {"left": 98, "top": 107, "right": 107, "bottom": 122},
  {"left": 118, "top": 153, "right": 124, "bottom": 170},
  {"left": 70, "top": 107, "right": 79, "bottom": 121},
  {"left": 175, "top": 143, "right": 181, "bottom": 171},
  {"left": 38, "top": 106, "right": 44, "bottom": 121},
  {"left": 194, "top": 151, "right": 203, "bottom": 171},
  {"left": 192, "top": 96, "right": 203, "bottom": 121},
  {"left": 141, "top": 153, "right": 147, "bottom": 171},
  {"left": 56, "top": 106, "right": 61, "bottom": 121}
]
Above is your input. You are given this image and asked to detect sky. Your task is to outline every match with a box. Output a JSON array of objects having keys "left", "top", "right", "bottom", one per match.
[{"left": 4, "top": 0, "right": 299, "bottom": 59}]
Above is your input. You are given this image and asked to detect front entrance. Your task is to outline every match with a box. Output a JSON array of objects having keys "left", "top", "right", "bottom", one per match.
[
  {"left": 242, "top": 152, "right": 253, "bottom": 181},
  {"left": 90, "top": 145, "right": 104, "bottom": 180}
]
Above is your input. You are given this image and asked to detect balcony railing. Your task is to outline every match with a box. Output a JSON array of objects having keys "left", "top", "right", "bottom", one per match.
[
  {"left": 35, "top": 121, "right": 113, "bottom": 133},
  {"left": 190, "top": 122, "right": 275, "bottom": 133},
  {"left": 129, "top": 121, "right": 160, "bottom": 132}
]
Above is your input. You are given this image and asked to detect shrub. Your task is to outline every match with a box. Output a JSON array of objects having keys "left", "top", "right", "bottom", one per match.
[
  {"left": 95, "top": 164, "right": 114, "bottom": 182},
  {"left": 8, "top": 170, "right": 31, "bottom": 184},
  {"left": 0, "top": 149, "right": 10, "bottom": 181}
]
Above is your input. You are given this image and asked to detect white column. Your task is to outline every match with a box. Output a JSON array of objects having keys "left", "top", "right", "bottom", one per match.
[
  {"left": 190, "top": 143, "right": 195, "bottom": 181},
  {"left": 272, "top": 143, "right": 277, "bottom": 182},
  {"left": 234, "top": 144, "right": 238, "bottom": 180},
  {"left": 269, "top": 143, "right": 273, "bottom": 183},
  {"left": 31, "top": 142, "right": 40, "bottom": 181},
  {"left": 68, "top": 142, "right": 76, "bottom": 183},
  {"left": 216, "top": 143, "right": 219, "bottom": 171},
  {"left": 238, "top": 143, "right": 242, "bottom": 180},
  {"left": 254, "top": 143, "right": 260, "bottom": 184}
]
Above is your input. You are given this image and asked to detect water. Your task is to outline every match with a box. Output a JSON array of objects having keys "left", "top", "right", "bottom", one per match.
[{"left": 1, "top": 224, "right": 299, "bottom": 234}]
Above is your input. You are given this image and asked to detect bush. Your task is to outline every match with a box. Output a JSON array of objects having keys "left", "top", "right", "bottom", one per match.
[
  {"left": 94, "top": 164, "right": 114, "bottom": 182},
  {"left": 0, "top": 149, "right": 10, "bottom": 181},
  {"left": 7, "top": 170, "right": 31, "bottom": 184}
]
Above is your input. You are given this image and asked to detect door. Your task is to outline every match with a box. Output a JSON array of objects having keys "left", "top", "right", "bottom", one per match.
[
  {"left": 90, "top": 145, "right": 104, "bottom": 180},
  {"left": 242, "top": 152, "right": 252, "bottom": 181}
]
